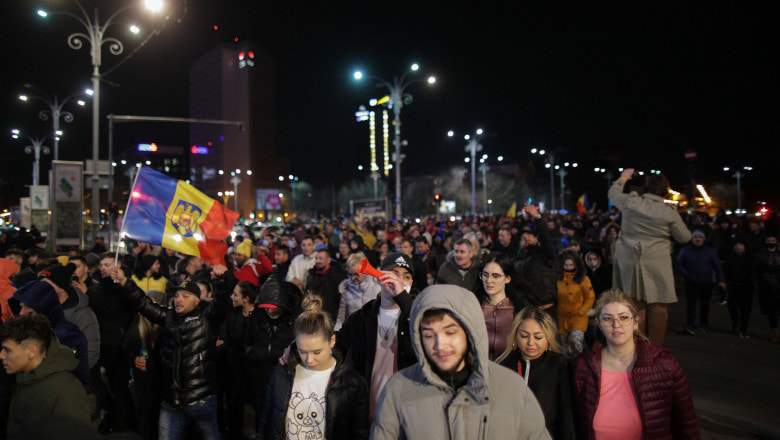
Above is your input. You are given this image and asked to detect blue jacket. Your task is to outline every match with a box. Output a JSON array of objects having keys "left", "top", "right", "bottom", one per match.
[
  {"left": 677, "top": 244, "right": 724, "bottom": 284},
  {"left": 9, "top": 281, "right": 89, "bottom": 385}
]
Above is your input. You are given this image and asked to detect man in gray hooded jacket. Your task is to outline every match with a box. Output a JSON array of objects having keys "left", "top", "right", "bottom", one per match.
[{"left": 371, "top": 284, "right": 550, "bottom": 440}]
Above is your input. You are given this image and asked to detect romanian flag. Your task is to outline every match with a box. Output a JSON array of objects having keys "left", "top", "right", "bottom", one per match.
[
  {"left": 576, "top": 194, "right": 589, "bottom": 215},
  {"left": 506, "top": 202, "right": 517, "bottom": 218},
  {"left": 123, "top": 167, "right": 239, "bottom": 264}
]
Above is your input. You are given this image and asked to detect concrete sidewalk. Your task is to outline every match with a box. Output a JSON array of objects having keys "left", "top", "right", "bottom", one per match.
[{"left": 665, "top": 295, "right": 780, "bottom": 440}]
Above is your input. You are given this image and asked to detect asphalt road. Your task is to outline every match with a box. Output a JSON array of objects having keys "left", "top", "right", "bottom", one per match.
[{"left": 666, "top": 292, "right": 780, "bottom": 440}]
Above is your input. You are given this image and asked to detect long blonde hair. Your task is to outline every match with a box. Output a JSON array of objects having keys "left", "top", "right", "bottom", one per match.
[{"left": 496, "top": 307, "right": 561, "bottom": 363}]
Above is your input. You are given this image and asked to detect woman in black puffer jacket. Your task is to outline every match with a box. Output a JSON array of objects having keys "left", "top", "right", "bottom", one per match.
[{"left": 257, "top": 294, "right": 368, "bottom": 440}]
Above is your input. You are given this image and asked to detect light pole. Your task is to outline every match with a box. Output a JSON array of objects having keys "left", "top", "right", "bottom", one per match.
[
  {"left": 40, "top": 0, "right": 164, "bottom": 244},
  {"left": 450, "top": 129, "right": 484, "bottom": 216},
  {"left": 478, "top": 152, "right": 503, "bottom": 215},
  {"left": 353, "top": 63, "right": 437, "bottom": 219},
  {"left": 11, "top": 129, "right": 51, "bottom": 187},
  {"left": 18, "top": 85, "right": 89, "bottom": 160},
  {"left": 556, "top": 161, "right": 578, "bottom": 210},
  {"left": 723, "top": 166, "right": 752, "bottom": 211},
  {"left": 594, "top": 167, "right": 613, "bottom": 192},
  {"left": 531, "top": 147, "right": 555, "bottom": 211}
]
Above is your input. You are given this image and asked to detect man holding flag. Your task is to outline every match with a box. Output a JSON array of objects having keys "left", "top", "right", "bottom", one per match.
[{"left": 111, "top": 167, "right": 237, "bottom": 440}]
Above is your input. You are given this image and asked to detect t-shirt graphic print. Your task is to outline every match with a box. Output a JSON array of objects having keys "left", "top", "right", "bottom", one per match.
[{"left": 286, "top": 362, "right": 335, "bottom": 440}]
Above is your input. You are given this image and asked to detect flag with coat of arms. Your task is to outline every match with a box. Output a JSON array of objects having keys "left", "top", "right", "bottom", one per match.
[{"left": 121, "top": 167, "right": 239, "bottom": 264}]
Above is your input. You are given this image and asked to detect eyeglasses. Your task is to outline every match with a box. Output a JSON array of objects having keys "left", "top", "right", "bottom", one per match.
[
  {"left": 599, "top": 315, "right": 634, "bottom": 326},
  {"left": 480, "top": 272, "right": 505, "bottom": 281}
]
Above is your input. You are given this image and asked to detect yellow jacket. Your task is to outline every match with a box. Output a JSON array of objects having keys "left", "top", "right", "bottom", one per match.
[{"left": 556, "top": 272, "right": 595, "bottom": 333}]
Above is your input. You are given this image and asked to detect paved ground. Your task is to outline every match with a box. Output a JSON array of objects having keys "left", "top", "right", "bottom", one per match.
[{"left": 665, "top": 293, "right": 780, "bottom": 440}]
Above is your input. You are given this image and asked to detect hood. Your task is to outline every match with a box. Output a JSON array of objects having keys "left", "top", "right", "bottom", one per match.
[
  {"left": 16, "top": 337, "right": 78, "bottom": 385},
  {"left": 256, "top": 276, "right": 301, "bottom": 314},
  {"left": 409, "top": 284, "right": 490, "bottom": 400},
  {"left": 9, "top": 281, "right": 64, "bottom": 324}
]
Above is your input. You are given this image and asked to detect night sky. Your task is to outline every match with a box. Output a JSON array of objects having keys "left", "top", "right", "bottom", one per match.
[{"left": 1, "top": 1, "right": 777, "bottom": 209}]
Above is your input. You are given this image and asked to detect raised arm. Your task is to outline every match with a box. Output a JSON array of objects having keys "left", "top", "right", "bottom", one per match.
[{"left": 608, "top": 168, "right": 635, "bottom": 211}]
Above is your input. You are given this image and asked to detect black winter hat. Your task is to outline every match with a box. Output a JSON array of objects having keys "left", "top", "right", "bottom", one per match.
[
  {"left": 39, "top": 263, "right": 76, "bottom": 290},
  {"left": 176, "top": 281, "right": 201, "bottom": 297}
]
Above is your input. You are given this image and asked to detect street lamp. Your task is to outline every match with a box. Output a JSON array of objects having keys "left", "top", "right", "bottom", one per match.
[
  {"left": 352, "top": 62, "right": 437, "bottom": 219},
  {"left": 530, "top": 147, "right": 556, "bottom": 211},
  {"left": 723, "top": 165, "right": 752, "bottom": 211},
  {"left": 17, "top": 84, "right": 90, "bottom": 160},
  {"left": 40, "top": 0, "right": 164, "bottom": 244},
  {"left": 10, "top": 129, "right": 51, "bottom": 186},
  {"left": 557, "top": 161, "right": 578, "bottom": 210},
  {"left": 449, "top": 129, "right": 485, "bottom": 215},
  {"left": 594, "top": 167, "right": 613, "bottom": 193},
  {"left": 230, "top": 169, "right": 252, "bottom": 213},
  {"left": 478, "top": 152, "right": 502, "bottom": 215}
]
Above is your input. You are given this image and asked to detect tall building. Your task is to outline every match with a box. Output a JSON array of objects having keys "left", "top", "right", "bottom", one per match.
[{"left": 189, "top": 43, "right": 287, "bottom": 215}]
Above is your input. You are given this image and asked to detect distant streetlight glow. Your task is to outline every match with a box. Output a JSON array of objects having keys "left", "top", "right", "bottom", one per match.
[
  {"left": 18, "top": 95, "right": 28, "bottom": 102},
  {"left": 723, "top": 166, "right": 730, "bottom": 172},
  {"left": 427, "top": 76, "right": 437, "bottom": 85},
  {"left": 497, "top": 155, "right": 504, "bottom": 162},
  {"left": 464, "top": 134, "right": 471, "bottom": 140},
  {"left": 129, "top": 24, "right": 141, "bottom": 34},
  {"left": 36, "top": 9, "right": 48, "bottom": 18},
  {"left": 545, "top": 163, "right": 551, "bottom": 169},
  {"left": 353, "top": 70, "right": 363, "bottom": 80},
  {"left": 288, "top": 174, "right": 295, "bottom": 180},
  {"left": 246, "top": 170, "right": 252, "bottom": 175},
  {"left": 357, "top": 165, "right": 364, "bottom": 171},
  {"left": 530, "top": 148, "right": 537, "bottom": 154},
  {"left": 464, "top": 157, "right": 470, "bottom": 163},
  {"left": 85, "top": 88, "right": 94, "bottom": 96},
  {"left": 476, "top": 128, "right": 483, "bottom": 135},
  {"left": 235, "top": 168, "right": 241, "bottom": 174},
  {"left": 218, "top": 169, "right": 224, "bottom": 175},
  {"left": 77, "top": 99, "right": 86, "bottom": 106},
  {"left": 11, "top": 129, "right": 20, "bottom": 135},
  {"left": 447, "top": 130, "right": 454, "bottom": 137},
  {"left": 55, "top": 130, "right": 63, "bottom": 136},
  {"left": 144, "top": 0, "right": 164, "bottom": 13},
  {"left": 120, "top": 160, "right": 127, "bottom": 165},
  {"left": 410, "top": 63, "right": 420, "bottom": 71},
  {"left": 145, "top": 160, "right": 151, "bottom": 165},
  {"left": 278, "top": 175, "right": 285, "bottom": 182},
  {"left": 539, "top": 149, "right": 546, "bottom": 155}
]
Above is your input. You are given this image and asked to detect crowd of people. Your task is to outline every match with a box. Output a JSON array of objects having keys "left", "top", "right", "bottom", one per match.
[{"left": 0, "top": 168, "right": 778, "bottom": 440}]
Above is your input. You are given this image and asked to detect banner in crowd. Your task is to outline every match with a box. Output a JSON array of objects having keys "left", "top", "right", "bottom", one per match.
[{"left": 122, "top": 167, "right": 239, "bottom": 264}]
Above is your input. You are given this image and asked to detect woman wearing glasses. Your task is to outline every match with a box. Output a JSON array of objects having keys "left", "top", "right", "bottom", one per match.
[
  {"left": 476, "top": 254, "right": 525, "bottom": 360},
  {"left": 574, "top": 290, "right": 700, "bottom": 440},
  {"left": 496, "top": 307, "right": 576, "bottom": 440}
]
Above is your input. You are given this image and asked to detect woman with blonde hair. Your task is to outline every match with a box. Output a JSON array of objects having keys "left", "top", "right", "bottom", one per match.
[
  {"left": 335, "top": 252, "right": 382, "bottom": 330},
  {"left": 259, "top": 294, "right": 368, "bottom": 439},
  {"left": 497, "top": 307, "right": 575, "bottom": 440},
  {"left": 574, "top": 290, "right": 699, "bottom": 440}
]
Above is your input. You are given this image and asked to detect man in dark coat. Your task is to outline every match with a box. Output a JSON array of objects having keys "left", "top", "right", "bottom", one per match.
[
  {"left": 113, "top": 265, "right": 230, "bottom": 440},
  {"left": 514, "top": 205, "right": 559, "bottom": 309},
  {"left": 87, "top": 253, "right": 137, "bottom": 432},
  {"left": 305, "top": 247, "right": 347, "bottom": 321},
  {"left": 0, "top": 314, "right": 92, "bottom": 439},
  {"left": 9, "top": 281, "right": 89, "bottom": 385}
]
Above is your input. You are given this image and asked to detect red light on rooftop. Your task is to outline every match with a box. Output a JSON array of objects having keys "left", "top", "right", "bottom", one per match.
[{"left": 212, "top": 24, "right": 219, "bottom": 31}]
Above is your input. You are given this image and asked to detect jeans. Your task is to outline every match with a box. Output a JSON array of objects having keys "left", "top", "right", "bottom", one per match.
[{"left": 159, "top": 395, "right": 222, "bottom": 440}]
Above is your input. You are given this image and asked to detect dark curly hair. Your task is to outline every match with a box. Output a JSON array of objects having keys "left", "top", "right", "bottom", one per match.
[{"left": 0, "top": 314, "right": 53, "bottom": 354}]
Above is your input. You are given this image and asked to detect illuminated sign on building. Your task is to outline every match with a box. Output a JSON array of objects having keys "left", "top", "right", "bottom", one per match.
[
  {"left": 190, "top": 145, "right": 209, "bottom": 155},
  {"left": 137, "top": 143, "right": 159, "bottom": 152}
]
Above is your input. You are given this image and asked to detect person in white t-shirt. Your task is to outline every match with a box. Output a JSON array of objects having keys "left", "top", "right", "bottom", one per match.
[
  {"left": 258, "top": 294, "right": 368, "bottom": 440},
  {"left": 335, "top": 253, "right": 419, "bottom": 419}
]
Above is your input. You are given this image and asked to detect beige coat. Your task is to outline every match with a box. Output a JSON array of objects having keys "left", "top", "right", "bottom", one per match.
[
  {"left": 609, "top": 180, "right": 691, "bottom": 304},
  {"left": 370, "top": 284, "right": 550, "bottom": 440}
]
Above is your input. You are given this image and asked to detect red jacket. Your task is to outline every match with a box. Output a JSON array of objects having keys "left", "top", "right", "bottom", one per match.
[
  {"left": 233, "top": 254, "right": 273, "bottom": 287},
  {"left": 574, "top": 340, "right": 700, "bottom": 440}
]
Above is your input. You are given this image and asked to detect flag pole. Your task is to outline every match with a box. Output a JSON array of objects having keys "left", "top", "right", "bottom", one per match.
[{"left": 114, "top": 166, "right": 143, "bottom": 264}]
